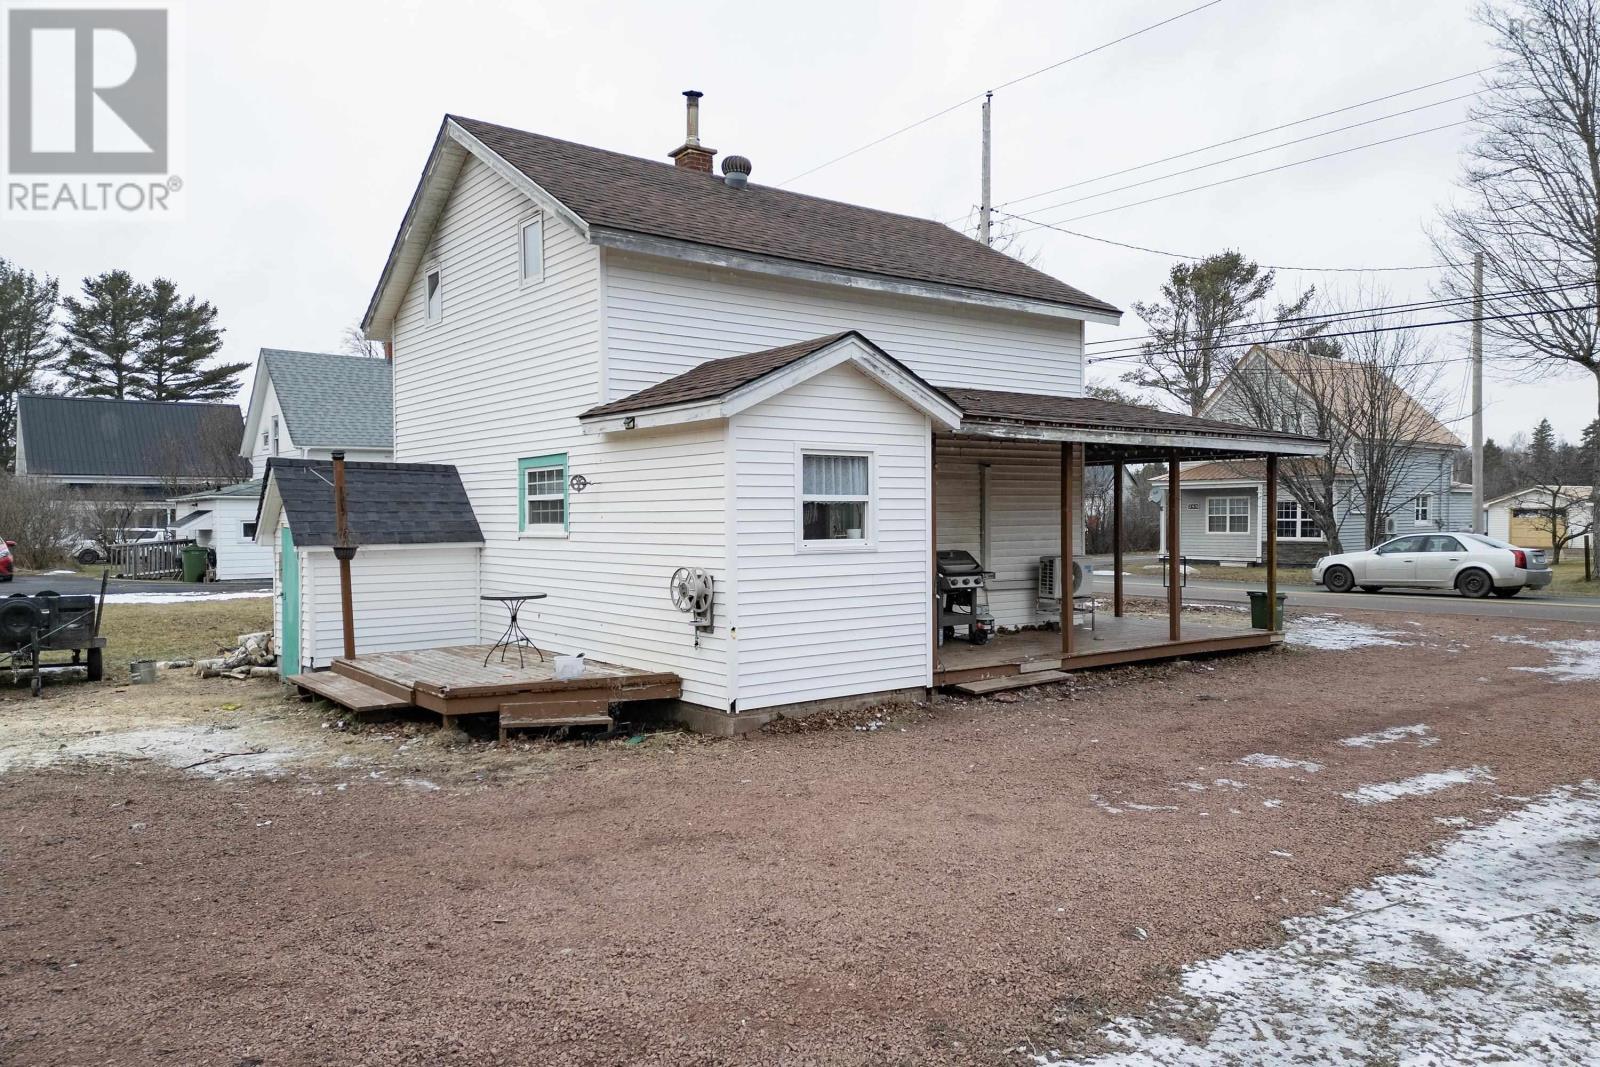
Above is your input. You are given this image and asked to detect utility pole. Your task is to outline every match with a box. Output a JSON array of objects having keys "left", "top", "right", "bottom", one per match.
[
  {"left": 1472, "top": 251, "right": 1485, "bottom": 533},
  {"left": 979, "top": 91, "right": 993, "bottom": 246}
]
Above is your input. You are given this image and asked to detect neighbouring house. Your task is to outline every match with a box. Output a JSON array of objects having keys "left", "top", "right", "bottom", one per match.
[
  {"left": 171, "top": 480, "right": 271, "bottom": 579},
  {"left": 173, "top": 350, "right": 395, "bottom": 580},
  {"left": 240, "top": 349, "right": 394, "bottom": 477},
  {"left": 1152, "top": 346, "right": 1472, "bottom": 566},
  {"left": 259, "top": 95, "right": 1321, "bottom": 728},
  {"left": 15, "top": 394, "right": 250, "bottom": 529},
  {"left": 1485, "top": 485, "right": 1593, "bottom": 558}
]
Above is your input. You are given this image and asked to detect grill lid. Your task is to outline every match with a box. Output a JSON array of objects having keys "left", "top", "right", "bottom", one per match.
[{"left": 937, "top": 549, "right": 983, "bottom": 575}]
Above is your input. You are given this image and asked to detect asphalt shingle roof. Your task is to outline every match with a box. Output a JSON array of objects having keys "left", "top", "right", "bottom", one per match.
[
  {"left": 581, "top": 333, "right": 861, "bottom": 419},
  {"left": 450, "top": 116, "right": 1120, "bottom": 317},
  {"left": 944, "top": 388, "right": 1323, "bottom": 444},
  {"left": 261, "top": 459, "right": 482, "bottom": 547},
  {"left": 261, "top": 349, "right": 393, "bottom": 450},
  {"left": 17, "top": 394, "right": 250, "bottom": 481}
]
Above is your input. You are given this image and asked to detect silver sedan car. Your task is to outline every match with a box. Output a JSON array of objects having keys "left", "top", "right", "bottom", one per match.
[{"left": 1312, "top": 532, "right": 1553, "bottom": 598}]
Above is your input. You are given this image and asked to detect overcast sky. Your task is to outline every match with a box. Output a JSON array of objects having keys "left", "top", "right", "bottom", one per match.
[{"left": 7, "top": 0, "right": 1591, "bottom": 447}]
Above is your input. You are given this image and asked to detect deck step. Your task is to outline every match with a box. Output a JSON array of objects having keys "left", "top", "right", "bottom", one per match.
[
  {"left": 948, "top": 670, "right": 1072, "bottom": 696},
  {"left": 290, "top": 671, "right": 414, "bottom": 712},
  {"left": 498, "top": 693, "right": 613, "bottom": 728}
]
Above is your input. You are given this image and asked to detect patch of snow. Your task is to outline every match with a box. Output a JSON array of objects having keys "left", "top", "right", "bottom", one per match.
[
  {"left": 1340, "top": 723, "right": 1438, "bottom": 748},
  {"left": 103, "top": 590, "right": 272, "bottom": 605},
  {"left": 1262, "top": 799, "right": 1283, "bottom": 809},
  {"left": 1090, "top": 794, "right": 1123, "bottom": 815},
  {"left": 1285, "top": 615, "right": 1406, "bottom": 651},
  {"left": 1212, "top": 778, "right": 1248, "bottom": 790},
  {"left": 41, "top": 569, "right": 75, "bottom": 575},
  {"left": 1496, "top": 634, "right": 1600, "bottom": 683},
  {"left": 0, "top": 725, "right": 290, "bottom": 779},
  {"left": 1124, "top": 802, "right": 1178, "bottom": 813},
  {"left": 1343, "top": 766, "right": 1495, "bottom": 806},
  {"left": 1032, "top": 783, "right": 1600, "bottom": 1066},
  {"left": 1268, "top": 849, "right": 1293, "bottom": 859},
  {"left": 1238, "top": 753, "right": 1322, "bottom": 773}
]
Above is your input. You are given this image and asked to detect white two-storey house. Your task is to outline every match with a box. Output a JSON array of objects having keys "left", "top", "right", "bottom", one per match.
[{"left": 260, "top": 95, "right": 1319, "bottom": 728}]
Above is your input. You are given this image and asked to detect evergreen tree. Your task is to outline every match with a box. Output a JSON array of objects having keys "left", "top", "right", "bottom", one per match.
[
  {"left": 59, "top": 271, "right": 149, "bottom": 398},
  {"left": 135, "top": 278, "right": 243, "bottom": 401},
  {"left": 1530, "top": 418, "right": 1557, "bottom": 472},
  {"left": 0, "top": 259, "right": 60, "bottom": 470}
]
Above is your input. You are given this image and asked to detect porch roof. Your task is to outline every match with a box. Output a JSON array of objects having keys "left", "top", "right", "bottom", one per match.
[{"left": 944, "top": 388, "right": 1326, "bottom": 462}]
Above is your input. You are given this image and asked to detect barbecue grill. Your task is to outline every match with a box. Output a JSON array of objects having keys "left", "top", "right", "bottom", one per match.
[{"left": 937, "top": 549, "right": 994, "bottom": 644}]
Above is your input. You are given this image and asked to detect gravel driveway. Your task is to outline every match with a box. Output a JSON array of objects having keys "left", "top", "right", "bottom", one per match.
[{"left": 2, "top": 608, "right": 1598, "bottom": 1066}]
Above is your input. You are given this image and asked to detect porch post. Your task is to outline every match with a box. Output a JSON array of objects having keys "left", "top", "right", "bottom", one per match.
[
  {"left": 1167, "top": 452, "right": 1181, "bottom": 642},
  {"left": 1112, "top": 459, "right": 1125, "bottom": 618},
  {"left": 1061, "top": 441, "right": 1076, "bottom": 656},
  {"left": 930, "top": 432, "right": 940, "bottom": 680},
  {"left": 1265, "top": 454, "right": 1279, "bottom": 631}
]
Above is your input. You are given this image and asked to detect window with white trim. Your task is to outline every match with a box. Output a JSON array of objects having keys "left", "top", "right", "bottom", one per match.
[
  {"left": 1275, "top": 499, "right": 1321, "bottom": 539},
  {"left": 1414, "top": 493, "right": 1432, "bottom": 524},
  {"left": 800, "top": 452, "right": 871, "bottom": 544},
  {"left": 1207, "top": 495, "right": 1251, "bottom": 534},
  {"left": 241, "top": 521, "right": 258, "bottom": 540},
  {"left": 424, "top": 267, "right": 443, "bottom": 324},
  {"left": 519, "top": 454, "right": 568, "bottom": 532},
  {"left": 519, "top": 214, "right": 544, "bottom": 285},
  {"left": 270, "top": 415, "right": 280, "bottom": 456}
]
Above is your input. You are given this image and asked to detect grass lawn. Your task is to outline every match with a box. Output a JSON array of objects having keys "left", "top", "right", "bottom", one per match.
[
  {"left": 1541, "top": 559, "right": 1600, "bottom": 597},
  {"left": 95, "top": 600, "right": 273, "bottom": 678},
  {"left": 1174, "top": 562, "right": 1317, "bottom": 586}
]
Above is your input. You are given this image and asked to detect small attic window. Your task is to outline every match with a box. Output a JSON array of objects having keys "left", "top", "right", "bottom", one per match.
[
  {"left": 424, "top": 267, "right": 443, "bottom": 324},
  {"left": 519, "top": 214, "right": 544, "bottom": 285}
]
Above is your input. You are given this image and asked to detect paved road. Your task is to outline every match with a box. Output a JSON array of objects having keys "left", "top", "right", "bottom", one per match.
[
  {"left": 1093, "top": 572, "right": 1600, "bottom": 624},
  {"left": 5, "top": 573, "right": 270, "bottom": 596}
]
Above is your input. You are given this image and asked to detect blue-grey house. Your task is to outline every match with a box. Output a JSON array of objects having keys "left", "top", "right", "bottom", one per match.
[{"left": 1153, "top": 345, "right": 1472, "bottom": 565}]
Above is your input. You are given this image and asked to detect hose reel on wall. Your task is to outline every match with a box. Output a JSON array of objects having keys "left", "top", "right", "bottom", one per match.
[{"left": 669, "top": 567, "right": 715, "bottom": 641}]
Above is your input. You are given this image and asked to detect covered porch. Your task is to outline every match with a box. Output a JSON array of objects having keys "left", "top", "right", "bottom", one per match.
[{"left": 930, "top": 389, "right": 1324, "bottom": 688}]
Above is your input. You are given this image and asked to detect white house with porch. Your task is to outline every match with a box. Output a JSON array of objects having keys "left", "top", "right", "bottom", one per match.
[{"left": 260, "top": 94, "right": 1320, "bottom": 732}]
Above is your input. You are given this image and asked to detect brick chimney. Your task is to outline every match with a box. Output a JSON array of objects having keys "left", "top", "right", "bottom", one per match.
[{"left": 668, "top": 90, "right": 716, "bottom": 173}]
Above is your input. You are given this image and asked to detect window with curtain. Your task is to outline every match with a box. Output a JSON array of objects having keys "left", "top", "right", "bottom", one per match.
[{"left": 800, "top": 452, "right": 870, "bottom": 543}]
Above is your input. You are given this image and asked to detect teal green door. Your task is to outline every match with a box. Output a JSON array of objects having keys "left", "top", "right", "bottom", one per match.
[{"left": 279, "top": 526, "right": 300, "bottom": 673}]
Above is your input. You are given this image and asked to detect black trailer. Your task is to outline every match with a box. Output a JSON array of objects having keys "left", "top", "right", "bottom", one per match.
[{"left": 1, "top": 583, "right": 107, "bottom": 696}]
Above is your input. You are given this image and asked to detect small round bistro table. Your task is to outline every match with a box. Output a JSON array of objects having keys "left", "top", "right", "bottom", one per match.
[{"left": 481, "top": 593, "right": 547, "bottom": 668}]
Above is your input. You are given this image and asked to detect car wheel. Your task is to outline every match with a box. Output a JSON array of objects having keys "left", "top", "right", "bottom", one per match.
[
  {"left": 1456, "top": 569, "right": 1493, "bottom": 599},
  {"left": 1360, "top": 585, "right": 1383, "bottom": 593},
  {"left": 1492, "top": 587, "right": 1520, "bottom": 598},
  {"left": 76, "top": 549, "right": 100, "bottom": 565},
  {"left": 1324, "top": 565, "right": 1355, "bottom": 593}
]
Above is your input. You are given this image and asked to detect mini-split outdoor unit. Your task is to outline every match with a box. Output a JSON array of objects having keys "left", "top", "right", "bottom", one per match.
[{"left": 1038, "top": 555, "right": 1093, "bottom": 600}]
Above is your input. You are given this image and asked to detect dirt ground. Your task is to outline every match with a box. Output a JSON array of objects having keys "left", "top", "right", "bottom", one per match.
[{"left": 2, "top": 607, "right": 1598, "bottom": 1066}]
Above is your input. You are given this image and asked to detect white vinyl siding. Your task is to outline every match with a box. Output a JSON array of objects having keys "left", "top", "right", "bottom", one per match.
[
  {"left": 300, "top": 545, "right": 481, "bottom": 668},
  {"left": 933, "top": 437, "right": 1082, "bottom": 629},
  {"left": 390, "top": 153, "right": 731, "bottom": 709},
  {"left": 733, "top": 364, "right": 929, "bottom": 711},
  {"left": 602, "top": 251, "right": 1084, "bottom": 403}
]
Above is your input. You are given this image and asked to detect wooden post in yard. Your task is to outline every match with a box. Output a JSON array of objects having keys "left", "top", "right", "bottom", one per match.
[
  {"left": 1061, "top": 442, "right": 1076, "bottom": 656},
  {"left": 930, "top": 432, "right": 940, "bottom": 685},
  {"left": 1265, "top": 455, "right": 1279, "bottom": 632},
  {"left": 1167, "top": 453, "right": 1182, "bottom": 642},
  {"left": 1112, "top": 459, "right": 1125, "bottom": 618},
  {"left": 332, "top": 451, "right": 358, "bottom": 661}
]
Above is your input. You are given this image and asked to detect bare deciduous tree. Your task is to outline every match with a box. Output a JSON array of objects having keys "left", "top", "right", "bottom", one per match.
[
  {"left": 340, "top": 324, "right": 384, "bottom": 359},
  {"left": 0, "top": 472, "right": 76, "bottom": 568},
  {"left": 1434, "top": 0, "right": 1600, "bottom": 576}
]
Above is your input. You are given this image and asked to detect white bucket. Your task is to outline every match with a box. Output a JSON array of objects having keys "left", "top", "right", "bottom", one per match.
[{"left": 553, "top": 655, "right": 586, "bottom": 681}]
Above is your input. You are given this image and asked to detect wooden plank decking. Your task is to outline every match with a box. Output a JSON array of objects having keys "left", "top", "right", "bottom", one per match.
[{"left": 292, "top": 645, "right": 682, "bottom": 735}]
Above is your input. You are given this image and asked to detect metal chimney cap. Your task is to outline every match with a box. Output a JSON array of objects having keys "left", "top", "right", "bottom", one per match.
[{"left": 683, "top": 89, "right": 704, "bottom": 99}]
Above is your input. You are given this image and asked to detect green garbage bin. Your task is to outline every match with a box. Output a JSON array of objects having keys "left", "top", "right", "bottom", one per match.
[
  {"left": 1248, "top": 590, "right": 1286, "bottom": 630},
  {"left": 180, "top": 544, "right": 209, "bottom": 583}
]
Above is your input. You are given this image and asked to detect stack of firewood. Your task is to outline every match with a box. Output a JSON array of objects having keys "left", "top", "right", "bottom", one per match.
[{"left": 194, "top": 631, "right": 277, "bottom": 679}]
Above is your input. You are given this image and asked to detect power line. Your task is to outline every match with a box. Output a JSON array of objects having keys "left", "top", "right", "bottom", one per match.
[
  {"left": 995, "top": 92, "right": 1482, "bottom": 219},
  {"left": 774, "top": 1, "right": 1225, "bottom": 187},
  {"left": 1008, "top": 119, "right": 1472, "bottom": 229},
  {"left": 1084, "top": 301, "right": 1599, "bottom": 365},
  {"left": 998, "top": 212, "right": 1461, "bottom": 273},
  {"left": 1083, "top": 281, "right": 1591, "bottom": 348},
  {"left": 991, "top": 70, "right": 1488, "bottom": 213}
]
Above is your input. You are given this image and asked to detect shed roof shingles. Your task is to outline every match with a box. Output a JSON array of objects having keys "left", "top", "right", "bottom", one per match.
[
  {"left": 264, "top": 459, "right": 482, "bottom": 547},
  {"left": 450, "top": 116, "right": 1119, "bottom": 318}
]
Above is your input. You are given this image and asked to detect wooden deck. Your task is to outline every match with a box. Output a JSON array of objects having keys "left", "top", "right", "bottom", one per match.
[
  {"left": 289, "top": 645, "right": 681, "bottom": 737},
  {"left": 935, "top": 615, "right": 1280, "bottom": 689}
]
